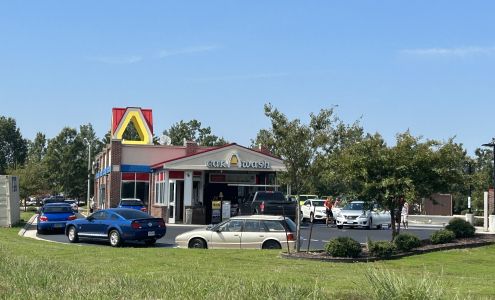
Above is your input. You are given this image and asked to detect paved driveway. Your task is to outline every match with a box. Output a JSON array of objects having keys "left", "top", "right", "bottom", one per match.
[{"left": 23, "top": 215, "right": 441, "bottom": 249}]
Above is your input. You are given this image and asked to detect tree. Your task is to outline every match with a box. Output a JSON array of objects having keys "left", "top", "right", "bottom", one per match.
[
  {"left": 252, "top": 103, "right": 340, "bottom": 194},
  {"left": 27, "top": 132, "right": 47, "bottom": 163},
  {"left": 0, "top": 116, "right": 28, "bottom": 173},
  {"left": 163, "top": 120, "right": 227, "bottom": 146},
  {"left": 44, "top": 127, "right": 86, "bottom": 198},
  {"left": 333, "top": 131, "right": 466, "bottom": 238}
]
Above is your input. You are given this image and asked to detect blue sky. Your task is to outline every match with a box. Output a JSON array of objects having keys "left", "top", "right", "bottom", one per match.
[{"left": 1, "top": 1, "right": 494, "bottom": 155}]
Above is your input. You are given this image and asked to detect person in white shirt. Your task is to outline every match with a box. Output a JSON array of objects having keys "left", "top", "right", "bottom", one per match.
[{"left": 401, "top": 202, "right": 409, "bottom": 229}]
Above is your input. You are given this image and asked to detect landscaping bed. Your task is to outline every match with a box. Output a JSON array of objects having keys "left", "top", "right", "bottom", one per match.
[{"left": 282, "top": 234, "right": 495, "bottom": 262}]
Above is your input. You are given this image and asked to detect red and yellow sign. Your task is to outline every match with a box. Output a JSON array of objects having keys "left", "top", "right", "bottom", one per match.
[{"left": 111, "top": 107, "right": 153, "bottom": 145}]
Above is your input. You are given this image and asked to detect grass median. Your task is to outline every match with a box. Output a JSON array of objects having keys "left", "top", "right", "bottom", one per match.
[{"left": 0, "top": 227, "right": 494, "bottom": 299}]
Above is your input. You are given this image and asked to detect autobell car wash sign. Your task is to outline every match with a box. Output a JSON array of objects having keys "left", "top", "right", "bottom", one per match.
[{"left": 206, "top": 153, "right": 271, "bottom": 169}]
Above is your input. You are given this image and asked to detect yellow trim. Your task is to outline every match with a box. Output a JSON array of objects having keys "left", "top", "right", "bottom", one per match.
[{"left": 115, "top": 111, "right": 152, "bottom": 145}]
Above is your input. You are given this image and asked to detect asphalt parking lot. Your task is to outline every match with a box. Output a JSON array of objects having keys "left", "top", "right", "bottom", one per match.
[{"left": 23, "top": 215, "right": 442, "bottom": 249}]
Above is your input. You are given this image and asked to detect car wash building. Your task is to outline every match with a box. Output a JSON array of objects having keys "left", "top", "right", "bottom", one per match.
[{"left": 94, "top": 107, "right": 287, "bottom": 224}]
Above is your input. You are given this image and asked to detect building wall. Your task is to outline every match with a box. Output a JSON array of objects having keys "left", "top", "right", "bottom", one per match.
[
  {"left": 109, "top": 140, "right": 122, "bottom": 208},
  {"left": 423, "top": 194, "right": 452, "bottom": 216}
]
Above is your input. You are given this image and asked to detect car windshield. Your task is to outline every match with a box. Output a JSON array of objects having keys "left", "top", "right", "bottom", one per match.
[
  {"left": 255, "top": 192, "right": 286, "bottom": 201},
  {"left": 120, "top": 200, "right": 144, "bottom": 206},
  {"left": 65, "top": 200, "right": 76, "bottom": 204},
  {"left": 116, "top": 210, "right": 150, "bottom": 220},
  {"left": 343, "top": 202, "right": 364, "bottom": 210},
  {"left": 312, "top": 200, "right": 325, "bottom": 207},
  {"left": 44, "top": 199, "right": 64, "bottom": 204},
  {"left": 44, "top": 206, "right": 73, "bottom": 213}
]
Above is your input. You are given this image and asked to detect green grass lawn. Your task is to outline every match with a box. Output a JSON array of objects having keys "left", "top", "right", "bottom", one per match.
[{"left": 0, "top": 227, "right": 494, "bottom": 299}]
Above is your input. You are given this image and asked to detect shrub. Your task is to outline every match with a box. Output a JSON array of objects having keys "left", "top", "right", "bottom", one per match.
[
  {"left": 325, "top": 237, "right": 362, "bottom": 258},
  {"left": 365, "top": 268, "right": 445, "bottom": 300},
  {"left": 430, "top": 229, "right": 455, "bottom": 244},
  {"left": 394, "top": 233, "right": 421, "bottom": 252},
  {"left": 445, "top": 218, "right": 475, "bottom": 238},
  {"left": 367, "top": 240, "right": 396, "bottom": 258}
]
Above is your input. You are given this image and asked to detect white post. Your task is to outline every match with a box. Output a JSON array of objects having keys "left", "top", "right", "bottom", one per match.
[
  {"left": 484, "top": 192, "right": 489, "bottom": 232},
  {"left": 184, "top": 171, "right": 193, "bottom": 207}
]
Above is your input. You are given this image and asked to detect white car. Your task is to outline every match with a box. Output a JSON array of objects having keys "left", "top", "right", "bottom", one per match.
[
  {"left": 335, "top": 201, "right": 391, "bottom": 229},
  {"left": 300, "top": 199, "right": 328, "bottom": 223},
  {"left": 175, "top": 215, "right": 296, "bottom": 250}
]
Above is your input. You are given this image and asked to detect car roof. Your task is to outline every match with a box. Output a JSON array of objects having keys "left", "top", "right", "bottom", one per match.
[{"left": 230, "top": 215, "right": 285, "bottom": 221}]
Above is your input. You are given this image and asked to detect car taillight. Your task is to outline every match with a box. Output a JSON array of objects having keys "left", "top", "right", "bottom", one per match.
[
  {"left": 68, "top": 215, "right": 77, "bottom": 221},
  {"left": 287, "top": 233, "right": 294, "bottom": 241},
  {"left": 131, "top": 221, "right": 142, "bottom": 229},
  {"left": 157, "top": 219, "right": 165, "bottom": 228},
  {"left": 39, "top": 216, "right": 48, "bottom": 222},
  {"left": 140, "top": 207, "right": 147, "bottom": 212},
  {"left": 260, "top": 201, "right": 265, "bottom": 213}
]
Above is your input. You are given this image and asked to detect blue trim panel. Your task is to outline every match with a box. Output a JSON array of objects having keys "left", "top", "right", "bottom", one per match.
[
  {"left": 95, "top": 166, "right": 111, "bottom": 179},
  {"left": 120, "top": 164, "right": 151, "bottom": 173}
]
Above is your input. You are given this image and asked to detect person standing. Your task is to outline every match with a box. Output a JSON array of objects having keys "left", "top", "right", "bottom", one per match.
[
  {"left": 401, "top": 202, "right": 409, "bottom": 229},
  {"left": 324, "top": 197, "right": 333, "bottom": 227}
]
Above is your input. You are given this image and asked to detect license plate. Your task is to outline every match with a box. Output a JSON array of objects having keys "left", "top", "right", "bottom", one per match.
[
  {"left": 54, "top": 223, "right": 64, "bottom": 228},
  {"left": 148, "top": 231, "right": 155, "bottom": 237}
]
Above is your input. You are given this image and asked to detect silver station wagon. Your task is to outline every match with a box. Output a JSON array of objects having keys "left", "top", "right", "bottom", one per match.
[{"left": 175, "top": 215, "right": 297, "bottom": 249}]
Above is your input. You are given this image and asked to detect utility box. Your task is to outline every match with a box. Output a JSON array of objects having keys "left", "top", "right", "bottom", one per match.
[{"left": 0, "top": 175, "right": 20, "bottom": 227}]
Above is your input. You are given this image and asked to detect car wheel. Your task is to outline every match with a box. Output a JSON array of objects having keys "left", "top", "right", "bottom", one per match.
[
  {"left": 262, "top": 240, "right": 281, "bottom": 250},
  {"left": 67, "top": 226, "right": 79, "bottom": 243},
  {"left": 109, "top": 230, "right": 122, "bottom": 247},
  {"left": 337, "top": 225, "right": 343, "bottom": 229},
  {"left": 376, "top": 224, "right": 383, "bottom": 230},
  {"left": 189, "top": 238, "right": 207, "bottom": 249},
  {"left": 310, "top": 213, "right": 315, "bottom": 223},
  {"left": 145, "top": 239, "right": 156, "bottom": 246}
]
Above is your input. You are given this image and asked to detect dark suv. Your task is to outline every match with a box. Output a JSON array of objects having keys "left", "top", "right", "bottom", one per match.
[{"left": 250, "top": 191, "right": 297, "bottom": 220}]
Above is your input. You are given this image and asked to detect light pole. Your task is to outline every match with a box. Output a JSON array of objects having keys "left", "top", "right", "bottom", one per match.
[
  {"left": 482, "top": 139, "right": 495, "bottom": 215},
  {"left": 83, "top": 138, "right": 92, "bottom": 216},
  {"left": 465, "top": 161, "right": 473, "bottom": 214}
]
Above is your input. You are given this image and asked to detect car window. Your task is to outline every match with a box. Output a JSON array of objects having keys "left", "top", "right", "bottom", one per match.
[
  {"left": 343, "top": 202, "right": 364, "bottom": 211},
  {"left": 93, "top": 211, "right": 109, "bottom": 220},
  {"left": 243, "top": 220, "right": 263, "bottom": 232},
  {"left": 110, "top": 214, "right": 120, "bottom": 221},
  {"left": 255, "top": 192, "right": 286, "bottom": 201},
  {"left": 262, "top": 220, "right": 285, "bottom": 232},
  {"left": 312, "top": 200, "right": 325, "bottom": 207},
  {"left": 116, "top": 210, "right": 150, "bottom": 220},
  {"left": 43, "top": 206, "right": 73, "bottom": 213},
  {"left": 120, "top": 200, "right": 144, "bottom": 206},
  {"left": 304, "top": 200, "right": 310, "bottom": 206},
  {"left": 218, "top": 220, "right": 243, "bottom": 232}
]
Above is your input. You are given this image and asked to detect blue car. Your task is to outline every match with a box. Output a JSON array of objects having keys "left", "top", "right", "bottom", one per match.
[
  {"left": 117, "top": 198, "right": 147, "bottom": 212},
  {"left": 65, "top": 208, "right": 166, "bottom": 247},
  {"left": 37, "top": 203, "right": 77, "bottom": 234}
]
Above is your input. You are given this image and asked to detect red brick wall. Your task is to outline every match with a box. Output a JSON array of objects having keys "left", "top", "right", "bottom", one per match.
[
  {"left": 108, "top": 140, "right": 122, "bottom": 208},
  {"left": 424, "top": 193, "right": 452, "bottom": 216}
]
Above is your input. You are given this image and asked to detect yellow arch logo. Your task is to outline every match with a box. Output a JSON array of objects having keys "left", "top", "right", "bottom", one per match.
[
  {"left": 230, "top": 154, "right": 239, "bottom": 167},
  {"left": 114, "top": 109, "right": 153, "bottom": 145}
]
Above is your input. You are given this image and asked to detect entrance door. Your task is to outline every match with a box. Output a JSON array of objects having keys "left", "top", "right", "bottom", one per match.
[
  {"left": 169, "top": 181, "right": 176, "bottom": 223},
  {"left": 168, "top": 180, "right": 184, "bottom": 224}
]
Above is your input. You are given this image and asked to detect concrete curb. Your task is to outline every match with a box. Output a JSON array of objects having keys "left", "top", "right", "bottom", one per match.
[{"left": 18, "top": 214, "right": 37, "bottom": 237}]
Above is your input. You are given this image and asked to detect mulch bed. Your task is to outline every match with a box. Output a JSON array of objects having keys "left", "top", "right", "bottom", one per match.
[{"left": 281, "top": 234, "right": 495, "bottom": 263}]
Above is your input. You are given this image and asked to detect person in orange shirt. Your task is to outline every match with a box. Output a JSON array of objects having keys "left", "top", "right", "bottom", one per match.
[{"left": 324, "top": 197, "right": 333, "bottom": 227}]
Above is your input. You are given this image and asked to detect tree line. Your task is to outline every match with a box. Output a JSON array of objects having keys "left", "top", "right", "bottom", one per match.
[{"left": 1, "top": 104, "right": 493, "bottom": 221}]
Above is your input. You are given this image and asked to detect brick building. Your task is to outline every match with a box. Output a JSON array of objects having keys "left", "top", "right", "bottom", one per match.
[{"left": 94, "top": 107, "right": 286, "bottom": 224}]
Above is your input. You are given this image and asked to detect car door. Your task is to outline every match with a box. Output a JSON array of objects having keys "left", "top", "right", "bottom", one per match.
[
  {"left": 210, "top": 219, "right": 243, "bottom": 249},
  {"left": 301, "top": 200, "right": 311, "bottom": 218},
  {"left": 93, "top": 211, "right": 111, "bottom": 235},
  {"left": 240, "top": 220, "right": 265, "bottom": 249},
  {"left": 369, "top": 204, "right": 382, "bottom": 226},
  {"left": 79, "top": 211, "right": 105, "bottom": 237}
]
